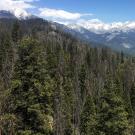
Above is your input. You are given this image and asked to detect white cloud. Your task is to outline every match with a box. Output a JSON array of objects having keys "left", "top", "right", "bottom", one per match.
[
  {"left": 0, "top": 0, "right": 35, "bottom": 18},
  {"left": 0, "top": 0, "right": 135, "bottom": 33},
  {"left": 39, "top": 8, "right": 93, "bottom": 20},
  {"left": 69, "top": 19, "right": 135, "bottom": 33},
  {"left": 38, "top": 7, "right": 135, "bottom": 33},
  {"left": 37, "top": 8, "right": 135, "bottom": 33},
  {"left": 77, "top": 19, "right": 110, "bottom": 31}
]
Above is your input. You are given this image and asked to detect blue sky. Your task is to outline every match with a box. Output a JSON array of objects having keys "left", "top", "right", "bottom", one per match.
[{"left": 29, "top": 0, "right": 135, "bottom": 23}]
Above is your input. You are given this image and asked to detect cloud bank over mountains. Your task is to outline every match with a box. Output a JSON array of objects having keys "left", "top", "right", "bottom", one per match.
[
  {"left": 0, "top": 0, "right": 135, "bottom": 32},
  {"left": 73, "top": 19, "right": 135, "bottom": 33},
  {"left": 0, "top": 0, "right": 35, "bottom": 18},
  {"left": 37, "top": 7, "right": 135, "bottom": 33}
]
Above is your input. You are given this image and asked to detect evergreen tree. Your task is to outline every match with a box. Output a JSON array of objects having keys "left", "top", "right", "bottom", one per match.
[
  {"left": 80, "top": 95, "right": 97, "bottom": 135},
  {"left": 0, "top": 33, "right": 16, "bottom": 135},
  {"left": 130, "top": 83, "right": 135, "bottom": 134},
  {"left": 79, "top": 64, "right": 87, "bottom": 104},
  {"left": 10, "top": 38, "right": 54, "bottom": 134},
  {"left": 0, "top": 18, "right": 135, "bottom": 135},
  {"left": 97, "top": 78, "right": 131, "bottom": 135},
  {"left": 130, "top": 83, "right": 135, "bottom": 115},
  {"left": 12, "top": 21, "right": 21, "bottom": 43},
  {"left": 0, "top": 33, "right": 14, "bottom": 88}
]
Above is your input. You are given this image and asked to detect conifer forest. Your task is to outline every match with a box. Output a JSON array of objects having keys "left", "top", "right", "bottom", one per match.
[{"left": 1, "top": 18, "right": 135, "bottom": 135}]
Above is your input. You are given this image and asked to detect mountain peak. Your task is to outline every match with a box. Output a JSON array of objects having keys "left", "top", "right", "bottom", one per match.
[{"left": 0, "top": 10, "right": 38, "bottom": 20}]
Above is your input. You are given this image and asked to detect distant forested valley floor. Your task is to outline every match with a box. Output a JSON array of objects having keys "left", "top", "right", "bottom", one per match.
[{"left": 1, "top": 18, "right": 135, "bottom": 135}]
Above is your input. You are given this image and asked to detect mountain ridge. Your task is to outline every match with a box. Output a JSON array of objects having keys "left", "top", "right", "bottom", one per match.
[
  {"left": 0, "top": 10, "right": 38, "bottom": 20},
  {"left": 0, "top": 9, "right": 135, "bottom": 54},
  {"left": 66, "top": 23, "right": 135, "bottom": 54}
]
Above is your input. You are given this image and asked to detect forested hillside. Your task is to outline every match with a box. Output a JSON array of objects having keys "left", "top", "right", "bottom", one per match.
[{"left": 1, "top": 18, "right": 135, "bottom": 135}]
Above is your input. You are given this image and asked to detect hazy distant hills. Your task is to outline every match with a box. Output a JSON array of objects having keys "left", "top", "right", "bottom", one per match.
[
  {"left": 66, "top": 23, "right": 135, "bottom": 54},
  {"left": 1, "top": 10, "right": 135, "bottom": 54}
]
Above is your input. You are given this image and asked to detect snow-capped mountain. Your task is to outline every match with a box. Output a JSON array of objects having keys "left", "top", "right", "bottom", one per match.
[
  {"left": 68, "top": 19, "right": 135, "bottom": 34},
  {"left": 0, "top": 10, "right": 38, "bottom": 20},
  {"left": 66, "top": 21, "right": 135, "bottom": 54},
  {"left": 1, "top": 9, "right": 135, "bottom": 54}
]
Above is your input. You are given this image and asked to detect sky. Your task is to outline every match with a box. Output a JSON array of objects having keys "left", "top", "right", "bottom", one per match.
[
  {"left": 34, "top": 0, "right": 135, "bottom": 23},
  {"left": 0, "top": 0, "right": 135, "bottom": 25}
]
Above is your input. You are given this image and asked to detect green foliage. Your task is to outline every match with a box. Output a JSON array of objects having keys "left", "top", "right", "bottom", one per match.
[
  {"left": 0, "top": 33, "right": 14, "bottom": 88},
  {"left": 130, "top": 84, "right": 135, "bottom": 115},
  {"left": 10, "top": 38, "right": 54, "bottom": 134},
  {"left": 12, "top": 21, "right": 21, "bottom": 43},
  {"left": 0, "top": 19, "right": 135, "bottom": 135},
  {"left": 97, "top": 78, "right": 131, "bottom": 135},
  {"left": 79, "top": 64, "right": 87, "bottom": 103},
  {"left": 80, "top": 95, "right": 97, "bottom": 135},
  {"left": 0, "top": 114, "right": 17, "bottom": 135}
]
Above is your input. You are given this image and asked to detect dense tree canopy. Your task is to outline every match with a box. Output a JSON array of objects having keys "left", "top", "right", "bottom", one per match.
[{"left": 0, "top": 18, "right": 135, "bottom": 135}]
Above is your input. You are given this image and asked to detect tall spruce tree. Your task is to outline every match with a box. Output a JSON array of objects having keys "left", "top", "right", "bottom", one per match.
[
  {"left": 130, "top": 83, "right": 135, "bottom": 116},
  {"left": 97, "top": 77, "right": 131, "bottom": 135},
  {"left": 10, "top": 38, "right": 54, "bottom": 134},
  {"left": 130, "top": 83, "right": 135, "bottom": 134},
  {"left": 12, "top": 21, "right": 21, "bottom": 43},
  {"left": 80, "top": 95, "right": 97, "bottom": 135}
]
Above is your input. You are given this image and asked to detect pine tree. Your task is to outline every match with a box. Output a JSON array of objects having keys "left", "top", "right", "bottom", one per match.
[
  {"left": 80, "top": 95, "right": 97, "bottom": 135},
  {"left": 130, "top": 83, "right": 135, "bottom": 134},
  {"left": 0, "top": 33, "right": 16, "bottom": 135},
  {"left": 12, "top": 21, "right": 20, "bottom": 43},
  {"left": 0, "top": 33, "right": 14, "bottom": 88},
  {"left": 130, "top": 83, "right": 135, "bottom": 116},
  {"left": 79, "top": 64, "right": 87, "bottom": 104},
  {"left": 97, "top": 78, "right": 131, "bottom": 135},
  {"left": 10, "top": 38, "right": 54, "bottom": 134}
]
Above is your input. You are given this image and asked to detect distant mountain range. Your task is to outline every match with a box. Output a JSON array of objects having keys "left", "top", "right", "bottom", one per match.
[
  {"left": 66, "top": 24, "right": 135, "bottom": 54},
  {"left": 52, "top": 22, "right": 135, "bottom": 54},
  {"left": 0, "top": 10, "right": 135, "bottom": 54}
]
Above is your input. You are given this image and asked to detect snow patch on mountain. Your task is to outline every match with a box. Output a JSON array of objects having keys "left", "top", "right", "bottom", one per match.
[
  {"left": 67, "top": 24, "right": 85, "bottom": 34},
  {"left": 106, "top": 32, "right": 120, "bottom": 41},
  {"left": 0, "top": 10, "right": 38, "bottom": 20},
  {"left": 122, "top": 43, "right": 132, "bottom": 49},
  {"left": 12, "top": 9, "right": 31, "bottom": 19},
  {"left": 67, "top": 19, "right": 135, "bottom": 34}
]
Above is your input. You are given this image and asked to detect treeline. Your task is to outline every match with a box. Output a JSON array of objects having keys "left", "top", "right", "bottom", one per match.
[{"left": 0, "top": 19, "right": 135, "bottom": 135}]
